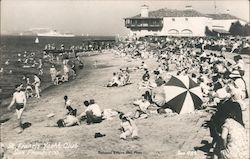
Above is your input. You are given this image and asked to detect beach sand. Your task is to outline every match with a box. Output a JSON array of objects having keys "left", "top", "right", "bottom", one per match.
[{"left": 1, "top": 50, "right": 249, "bottom": 159}]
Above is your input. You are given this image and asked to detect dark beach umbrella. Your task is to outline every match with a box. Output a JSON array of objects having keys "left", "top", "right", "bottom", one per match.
[{"left": 163, "top": 75, "right": 203, "bottom": 114}]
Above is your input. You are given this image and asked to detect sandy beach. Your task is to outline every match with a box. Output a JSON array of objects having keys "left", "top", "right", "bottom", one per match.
[{"left": 1, "top": 50, "right": 249, "bottom": 159}]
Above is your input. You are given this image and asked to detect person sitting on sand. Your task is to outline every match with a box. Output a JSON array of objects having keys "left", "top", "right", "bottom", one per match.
[
  {"left": 140, "top": 61, "right": 148, "bottom": 70},
  {"left": 228, "top": 83, "right": 247, "bottom": 111},
  {"left": 119, "top": 113, "right": 138, "bottom": 140},
  {"left": 8, "top": 84, "right": 27, "bottom": 133},
  {"left": 155, "top": 65, "right": 163, "bottom": 75},
  {"left": 25, "top": 84, "right": 33, "bottom": 98},
  {"left": 55, "top": 71, "right": 64, "bottom": 85},
  {"left": 142, "top": 70, "right": 150, "bottom": 82},
  {"left": 229, "top": 72, "right": 248, "bottom": 99},
  {"left": 133, "top": 92, "right": 151, "bottom": 119},
  {"left": 211, "top": 100, "right": 247, "bottom": 159},
  {"left": 120, "top": 69, "right": 131, "bottom": 85},
  {"left": 151, "top": 80, "right": 166, "bottom": 107},
  {"left": 107, "top": 72, "right": 121, "bottom": 87},
  {"left": 232, "top": 55, "right": 245, "bottom": 76},
  {"left": 64, "top": 95, "right": 77, "bottom": 116},
  {"left": 80, "top": 100, "right": 103, "bottom": 124},
  {"left": 138, "top": 70, "right": 152, "bottom": 89},
  {"left": 77, "top": 57, "right": 84, "bottom": 69}
]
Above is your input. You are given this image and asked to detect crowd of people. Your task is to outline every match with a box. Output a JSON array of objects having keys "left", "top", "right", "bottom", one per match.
[
  {"left": 5, "top": 35, "right": 249, "bottom": 158},
  {"left": 44, "top": 40, "right": 115, "bottom": 53},
  {"left": 52, "top": 95, "right": 139, "bottom": 140},
  {"left": 107, "top": 68, "right": 131, "bottom": 87},
  {"left": 113, "top": 36, "right": 249, "bottom": 158}
]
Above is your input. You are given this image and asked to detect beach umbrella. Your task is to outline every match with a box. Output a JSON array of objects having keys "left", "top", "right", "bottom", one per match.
[{"left": 163, "top": 75, "right": 203, "bottom": 114}]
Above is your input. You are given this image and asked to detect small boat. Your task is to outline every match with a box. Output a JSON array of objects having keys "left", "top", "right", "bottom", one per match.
[{"left": 35, "top": 37, "right": 39, "bottom": 44}]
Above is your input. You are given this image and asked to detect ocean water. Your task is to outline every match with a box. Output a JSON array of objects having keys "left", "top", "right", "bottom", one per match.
[{"left": 0, "top": 35, "right": 115, "bottom": 100}]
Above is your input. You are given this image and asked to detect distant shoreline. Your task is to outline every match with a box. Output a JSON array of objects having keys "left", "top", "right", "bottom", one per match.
[{"left": 0, "top": 34, "right": 116, "bottom": 39}]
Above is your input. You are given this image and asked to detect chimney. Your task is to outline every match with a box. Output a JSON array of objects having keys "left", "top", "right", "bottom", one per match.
[
  {"left": 140, "top": 5, "right": 149, "bottom": 17},
  {"left": 185, "top": 5, "right": 193, "bottom": 10}
]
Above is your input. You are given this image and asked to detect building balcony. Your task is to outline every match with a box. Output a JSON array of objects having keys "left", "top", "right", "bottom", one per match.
[
  {"left": 125, "top": 18, "right": 163, "bottom": 29},
  {"left": 125, "top": 23, "right": 163, "bottom": 28}
]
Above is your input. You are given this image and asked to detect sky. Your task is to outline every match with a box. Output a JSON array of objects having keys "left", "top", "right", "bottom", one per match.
[{"left": 1, "top": 0, "right": 249, "bottom": 36}]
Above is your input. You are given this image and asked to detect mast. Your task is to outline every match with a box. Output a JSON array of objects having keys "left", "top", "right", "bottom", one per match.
[{"left": 214, "top": 0, "right": 217, "bottom": 14}]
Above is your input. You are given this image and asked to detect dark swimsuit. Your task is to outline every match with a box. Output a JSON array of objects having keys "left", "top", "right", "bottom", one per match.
[{"left": 16, "top": 103, "right": 24, "bottom": 110}]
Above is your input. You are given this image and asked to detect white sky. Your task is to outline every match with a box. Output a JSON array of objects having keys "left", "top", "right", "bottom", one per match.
[{"left": 1, "top": 0, "right": 249, "bottom": 36}]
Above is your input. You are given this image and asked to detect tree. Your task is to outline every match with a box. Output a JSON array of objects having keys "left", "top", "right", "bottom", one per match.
[
  {"left": 205, "top": 26, "right": 215, "bottom": 36},
  {"left": 242, "top": 24, "right": 250, "bottom": 36},
  {"left": 229, "top": 21, "right": 244, "bottom": 36}
]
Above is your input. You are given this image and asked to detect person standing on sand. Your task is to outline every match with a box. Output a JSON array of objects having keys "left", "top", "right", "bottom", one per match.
[
  {"left": 63, "top": 64, "right": 69, "bottom": 82},
  {"left": 33, "top": 75, "right": 41, "bottom": 98},
  {"left": 49, "top": 65, "right": 57, "bottom": 84},
  {"left": 8, "top": 84, "right": 27, "bottom": 133}
]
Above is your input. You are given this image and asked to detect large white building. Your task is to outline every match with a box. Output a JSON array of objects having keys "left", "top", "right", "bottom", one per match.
[{"left": 124, "top": 5, "right": 247, "bottom": 37}]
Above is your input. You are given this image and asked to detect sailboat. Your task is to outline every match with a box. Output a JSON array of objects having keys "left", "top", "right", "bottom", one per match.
[{"left": 35, "top": 37, "right": 39, "bottom": 44}]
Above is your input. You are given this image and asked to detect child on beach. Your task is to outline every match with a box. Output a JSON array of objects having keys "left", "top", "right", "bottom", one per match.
[{"left": 7, "top": 84, "right": 27, "bottom": 133}]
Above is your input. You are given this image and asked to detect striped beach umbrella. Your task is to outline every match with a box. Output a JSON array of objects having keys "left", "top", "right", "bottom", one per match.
[{"left": 163, "top": 75, "right": 203, "bottom": 114}]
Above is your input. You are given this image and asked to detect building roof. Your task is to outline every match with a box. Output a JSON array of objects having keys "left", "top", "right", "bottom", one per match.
[
  {"left": 131, "top": 8, "right": 205, "bottom": 18},
  {"left": 206, "top": 14, "right": 239, "bottom": 20},
  {"left": 126, "top": 8, "right": 243, "bottom": 21}
]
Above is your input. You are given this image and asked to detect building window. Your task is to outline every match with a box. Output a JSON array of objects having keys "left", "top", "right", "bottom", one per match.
[
  {"left": 172, "top": 18, "right": 175, "bottom": 21},
  {"left": 185, "top": 18, "right": 188, "bottom": 21}
]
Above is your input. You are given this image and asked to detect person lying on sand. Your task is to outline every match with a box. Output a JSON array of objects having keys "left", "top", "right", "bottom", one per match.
[
  {"left": 8, "top": 84, "right": 27, "bottom": 133},
  {"left": 47, "top": 111, "right": 80, "bottom": 128},
  {"left": 54, "top": 114, "right": 80, "bottom": 128},
  {"left": 119, "top": 113, "right": 139, "bottom": 140}
]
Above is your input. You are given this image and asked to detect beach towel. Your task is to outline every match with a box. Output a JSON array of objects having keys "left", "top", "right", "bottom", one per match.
[{"left": 102, "top": 109, "right": 118, "bottom": 120}]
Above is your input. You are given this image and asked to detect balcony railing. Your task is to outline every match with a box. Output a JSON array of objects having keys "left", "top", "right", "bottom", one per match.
[{"left": 125, "top": 23, "right": 163, "bottom": 28}]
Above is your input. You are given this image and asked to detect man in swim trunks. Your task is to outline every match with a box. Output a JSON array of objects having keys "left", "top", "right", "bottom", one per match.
[{"left": 8, "top": 84, "right": 27, "bottom": 133}]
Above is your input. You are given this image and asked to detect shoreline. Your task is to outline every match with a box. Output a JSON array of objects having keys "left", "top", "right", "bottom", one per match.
[{"left": 0, "top": 51, "right": 105, "bottom": 122}]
